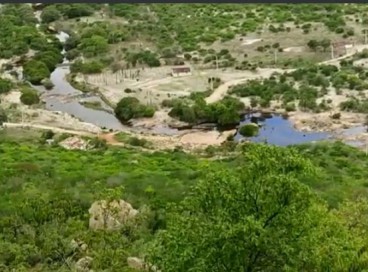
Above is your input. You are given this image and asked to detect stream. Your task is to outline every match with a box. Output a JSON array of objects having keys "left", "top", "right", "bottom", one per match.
[
  {"left": 32, "top": 31, "right": 124, "bottom": 130},
  {"left": 26, "top": 18, "right": 366, "bottom": 147}
]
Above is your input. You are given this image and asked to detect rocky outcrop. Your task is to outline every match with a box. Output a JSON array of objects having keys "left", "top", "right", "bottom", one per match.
[
  {"left": 75, "top": 256, "right": 93, "bottom": 272},
  {"left": 88, "top": 199, "right": 138, "bottom": 231}
]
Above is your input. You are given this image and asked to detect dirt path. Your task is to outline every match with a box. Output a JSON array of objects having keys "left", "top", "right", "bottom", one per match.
[
  {"left": 2, "top": 122, "right": 96, "bottom": 137},
  {"left": 98, "top": 132, "right": 124, "bottom": 145},
  {"left": 2, "top": 122, "right": 126, "bottom": 146},
  {"left": 205, "top": 44, "right": 368, "bottom": 104},
  {"left": 205, "top": 68, "right": 288, "bottom": 104}
]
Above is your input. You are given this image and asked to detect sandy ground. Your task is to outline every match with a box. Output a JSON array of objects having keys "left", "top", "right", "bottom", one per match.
[
  {"left": 288, "top": 111, "right": 365, "bottom": 132},
  {"left": 1, "top": 91, "right": 236, "bottom": 151},
  {"left": 4, "top": 37, "right": 368, "bottom": 151},
  {"left": 1, "top": 91, "right": 102, "bottom": 134}
]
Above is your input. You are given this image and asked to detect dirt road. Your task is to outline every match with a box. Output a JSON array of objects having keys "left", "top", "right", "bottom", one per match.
[
  {"left": 205, "top": 68, "right": 288, "bottom": 104},
  {"left": 2, "top": 122, "right": 125, "bottom": 146},
  {"left": 205, "top": 44, "right": 368, "bottom": 104}
]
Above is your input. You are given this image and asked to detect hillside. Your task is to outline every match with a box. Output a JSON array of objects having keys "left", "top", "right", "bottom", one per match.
[{"left": 3, "top": 4, "right": 368, "bottom": 271}]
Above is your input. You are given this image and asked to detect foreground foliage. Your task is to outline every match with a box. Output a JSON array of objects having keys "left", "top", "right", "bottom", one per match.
[
  {"left": 148, "top": 145, "right": 359, "bottom": 271},
  {"left": 2, "top": 133, "right": 368, "bottom": 270}
]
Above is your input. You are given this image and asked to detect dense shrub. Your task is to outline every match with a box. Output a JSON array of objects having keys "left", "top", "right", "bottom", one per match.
[
  {"left": 20, "top": 86, "right": 40, "bottom": 105},
  {"left": 41, "top": 5, "right": 62, "bottom": 23},
  {"left": 239, "top": 123, "right": 259, "bottom": 137},
  {"left": 23, "top": 60, "right": 50, "bottom": 85},
  {"left": 70, "top": 60, "right": 105, "bottom": 74},
  {"left": 114, "top": 97, "right": 155, "bottom": 122},
  {"left": 0, "top": 78, "right": 13, "bottom": 94}
]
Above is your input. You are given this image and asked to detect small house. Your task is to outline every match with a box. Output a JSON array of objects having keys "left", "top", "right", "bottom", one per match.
[{"left": 171, "top": 67, "right": 191, "bottom": 77}]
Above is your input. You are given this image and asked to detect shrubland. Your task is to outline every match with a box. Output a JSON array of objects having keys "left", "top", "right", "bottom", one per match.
[{"left": 1, "top": 132, "right": 368, "bottom": 270}]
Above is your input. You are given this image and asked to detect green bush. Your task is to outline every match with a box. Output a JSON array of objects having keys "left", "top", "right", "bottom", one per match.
[
  {"left": 114, "top": 97, "right": 155, "bottom": 122},
  {"left": 23, "top": 60, "right": 50, "bottom": 85},
  {"left": 0, "top": 78, "right": 13, "bottom": 94},
  {"left": 42, "top": 79, "right": 54, "bottom": 90},
  {"left": 41, "top": 5, "right": 62, "bottom": 23},
  {"left": 70, "top": 60, "right": 105, "bottom": 74},
  {"left": 127, "top": 137, "right": 149, "bottom": 147},
  {"left": 20, "top": 87, "right": 40, "bottom": 105},
  {"left": 239, "top": 123, "right": 259, "bottom": 137},
  {"left": 41, "top": 130, "right": 55, "bottom": 140}
]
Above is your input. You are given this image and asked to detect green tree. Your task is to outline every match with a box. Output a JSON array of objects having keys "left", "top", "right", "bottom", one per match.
[
  {"left": 41, "top": 6, "right": 62, "bottom": 24},
  {"left": 0, "top": 78, "right": 13, "bottom": 94},
  {"left": 114, "top": 97, "right": 155, "bottom": 122},
  {"left": 79, "top": 35, "right": 108, "bottom": 57},
  {"left": 239, "top": 123, "right": 259, "bottom": 137},
  {"left": 307, "top": 39, "right": 319, "bottom": 51},
  {"left": 320, "top": 39, "right": 331, "bottom": 52},
  {"left": 20, "top": 87, "right": 40, "bottom": 105},
  {"left": 148, "top": 144, "right": 356, "bottom": 272},
  {"left": 335, "top": 198, "right": 368, "bottom": 271},
  {"left": 23, "top": 60, "right": 50, "bottom": 85}
]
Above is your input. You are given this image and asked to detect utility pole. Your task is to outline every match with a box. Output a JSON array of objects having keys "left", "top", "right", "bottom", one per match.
[
  {"left": 364, "top": 29, "right": 368, "bottom": 44},
  {"left": 274, "top": 49, "right": 278, "bottom": 64},
  {"left": 215, "top": 55, "right": 219, "bottom": 71},
  {"left": 330, "top": 43, "right": 334, "bottom": 60}
]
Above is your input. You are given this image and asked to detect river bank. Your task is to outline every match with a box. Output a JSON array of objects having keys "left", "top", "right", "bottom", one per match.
[{"left": 3, "top": 13, "right": 368, "bottom": 151}]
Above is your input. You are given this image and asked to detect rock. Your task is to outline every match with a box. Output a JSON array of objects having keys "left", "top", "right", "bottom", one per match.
[
  {"left": 75, "top": 256, "right": 93, "bottom": 272},
  {"left": 70, "top": 239, "right": 79, "bottom": 251},
  {"left": 127, "top": 257, "right": 160, "bottom": 272},
  {"left": 70, "top": 239, "right": 88, "bottom": 252},
  {"left": 127, "top": 257, "right": 146, "bottom": 270},
  {"left": 88, "top": 199, "right": 138, "bottom": 230},
  {"left": 59, "top": 136, "right": 89, "bottom": 150},
  {"left": 80, "top": 243, "right": 88, "bottom": 251}
]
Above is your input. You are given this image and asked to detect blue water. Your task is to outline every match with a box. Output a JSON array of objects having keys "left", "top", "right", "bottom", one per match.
[{"left": 234, "top": 114, "right": 330, "bottom": 146}]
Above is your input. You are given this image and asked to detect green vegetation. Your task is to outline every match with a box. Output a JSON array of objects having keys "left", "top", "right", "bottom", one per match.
[
  {"left": 41, "top": 79, "right": 54, "bottom": 90},
  {"left": 4, "top": 3, "right": 368, "bottom": 271},
  {"left": 114, "top": 97, "right": 155, "bottom": 122},
  {"left": 0, "top": 78, "right": 13, "bottom": 94},
  {"left": 230, "top": 62, "right": 368, "bottom": 112},
  {"left": 40, "top": 5, "right": 62, "bottom": 23},
  {"left": 239, "top": 123, "right": 260, "bottom": 137},
  {"left": 19, "top": 86, "right": 40, "bottom": 105},
  {"left": 23, "top": 60, "right": 51, "bottom": 85},
  {"left": 70, "top": 60, "right": 105, "bottom": 74},
  {"left": 115, "top": 132, "right": 152, "bottom": 148},
  {"left": 294, "top": 141, "right": 368, "bottom": 206},
  {"left": 0, "top": 107, "right": 7, "bottom": 125},
  {"left": 148, "top": 144, "right": 358, "bottom": 271},
  {"left": 168, "top": 96, "right": 245, "bottom": 126},
  {"left": 0, "top": 135, "right": 206, "bottom": 271},
  {"left": 2, "top": 136, "right": 368, "bottom": 270},
  {"left": 43, "top": 3, "right": 368, "bottom": 70}
]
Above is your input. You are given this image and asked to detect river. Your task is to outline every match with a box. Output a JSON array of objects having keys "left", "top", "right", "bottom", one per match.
[
  {"left": 28, "top": 30, "right": 366, "bottom": 147},
  {"left": 33, "top": 31, "right": 124, "bottom": 130}
]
